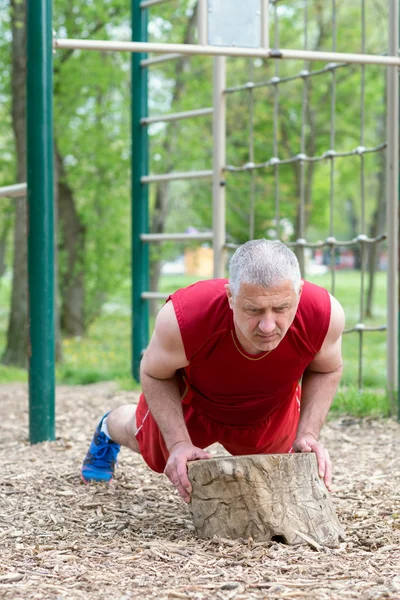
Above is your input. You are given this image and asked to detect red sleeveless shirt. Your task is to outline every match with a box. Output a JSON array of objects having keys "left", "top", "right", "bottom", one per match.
[{"left": 168, "top": 279, "right": 330, "bottom": 427}]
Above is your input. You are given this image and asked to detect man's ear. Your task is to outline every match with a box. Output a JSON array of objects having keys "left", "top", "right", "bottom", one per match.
[{"left": 225, "top": 283, "right": 234, "bottom": 309}]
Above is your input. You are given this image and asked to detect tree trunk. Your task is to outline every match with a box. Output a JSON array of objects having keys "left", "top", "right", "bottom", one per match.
[
  {"left": 55, "top": 145, "right": 86, "bottom": 336},
  {"left": 2, "top": 0, "right": 28, "bottom": 368},
  {"left": 188, "top": 454, "right": 345, "bottom": 547},
  {"left": 0, "top": 213, "right": 12, "bottom": 278},
  {"left": 149, "top": 182, "right": 168, "bottom": 316}
]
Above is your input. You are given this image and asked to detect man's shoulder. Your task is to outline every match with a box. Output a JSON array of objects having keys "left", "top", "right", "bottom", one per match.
[
  {"left": 170, "top": 278, "right": 228, "bottom": 303},
  {"left": 293, "top": 279, "right": 331, "bottom": 354},
  {"left": 299, "top": 279, "right": 330, "bottom": 307},
  {"left": 169, "top": 278, "right": 230, "bottom": 359},
  {"left": 169, "top": 277, "right": 229, "bottom": 317},
  {"left": 180, "top": 278, "right": 228, "bottom": 293}
]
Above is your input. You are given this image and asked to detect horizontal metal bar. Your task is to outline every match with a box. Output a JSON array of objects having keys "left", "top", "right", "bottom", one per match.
[
  {"left": 0, "top": 183, "right": 27, "bottom": 198},
  {"left": 141, "top": 107, "right": 213, "bottom": 125},
  {"left": 226, "top": 233, "right": 387, "bottom": 251},
  {"left": 141, "top": 53, "right": 183, "bottom": 67},
  {"left": 140, "top": 232, "right": 213, "bottom": 242},
  {"left": 140, "top": 0, "right": 172, "bottom": 9},
  {"left": 141, "top": 169, "right": 213, "bottom": 183},
  {"left": 276, "top": 48, "right": 400, "bottom": 66},
  {"left": 141, "top": 291, "right": 169, "bottom": 299},
  {"left": 53, "top": 38, "right": 400, "bottom": 67},
  {"left": 226, "top": 142, "right": 387, "bottom": 173}
]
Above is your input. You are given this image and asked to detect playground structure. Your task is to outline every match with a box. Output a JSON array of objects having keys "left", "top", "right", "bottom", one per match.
[{"left": 0, "top": 0, "right": 399, "bottom": 442}]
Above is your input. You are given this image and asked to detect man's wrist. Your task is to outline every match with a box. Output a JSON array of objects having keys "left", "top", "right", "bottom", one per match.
[
  {"left": 296, "top": 429, "right": 319, "bottom": 442},
  {"left": 167, "top": 437, "right": 192, "bottom": 453}
]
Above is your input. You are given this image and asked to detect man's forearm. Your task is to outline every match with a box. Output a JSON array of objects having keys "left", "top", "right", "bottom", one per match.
[
  {"left": 141, "top": 372, "right": 191, "bottom": 452},
  {"left": 297, "top": 366, "right": 343, "bottom": 440}
]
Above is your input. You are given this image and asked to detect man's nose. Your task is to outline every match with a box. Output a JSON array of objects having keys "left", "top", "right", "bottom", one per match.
[{"left": 258, "top": 315, "right": 275, "bottom": 334}]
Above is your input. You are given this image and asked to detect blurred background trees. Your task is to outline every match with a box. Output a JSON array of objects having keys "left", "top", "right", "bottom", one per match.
[{"left": 0, "top": 0, "right": 389, "bottom": 393}]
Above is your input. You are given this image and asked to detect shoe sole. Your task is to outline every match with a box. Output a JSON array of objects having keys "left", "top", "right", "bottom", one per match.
[{"left": 80, "top": 472, "right": 113, "bottom": 484}]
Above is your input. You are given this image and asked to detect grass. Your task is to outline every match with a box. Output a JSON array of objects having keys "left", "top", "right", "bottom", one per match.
[
  {"left": 307, "top": 271, "right": 387, "bottom": 390},
  {"left": 0, "top": 270, "right": 393, "bottom": 416},
  {"left": 330, "top": 387, "right": 390, "bottom": 418}
]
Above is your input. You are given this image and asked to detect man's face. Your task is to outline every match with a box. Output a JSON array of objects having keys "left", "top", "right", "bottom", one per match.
[{"left": 226, "top": 280, "right": 302, "bottom": 354}]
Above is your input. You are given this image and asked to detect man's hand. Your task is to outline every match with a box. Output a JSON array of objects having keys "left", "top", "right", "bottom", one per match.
[
  {"left": 164, "top": 442, "right": 212, "bottom": 503},
  {"left": 293, "top": 434, "right": 332, "bottom": 492}
]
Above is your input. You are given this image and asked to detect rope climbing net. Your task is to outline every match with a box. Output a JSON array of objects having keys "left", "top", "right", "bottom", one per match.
[{"left": 223, "top": 0, "right": 390, "bottom": 390}]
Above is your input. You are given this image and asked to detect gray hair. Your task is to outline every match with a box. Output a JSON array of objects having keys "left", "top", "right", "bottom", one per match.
[{"left": 229, "top": 239, "right": 301, "bottom": 297}]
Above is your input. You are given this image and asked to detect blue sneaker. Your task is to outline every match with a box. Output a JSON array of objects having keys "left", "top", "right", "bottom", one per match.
[{"left": 81, "top": 412, "right": 121, "bottom": 483}]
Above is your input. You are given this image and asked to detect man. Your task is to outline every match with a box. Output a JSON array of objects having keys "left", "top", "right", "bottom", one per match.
[{"left": 82, "top": 239, "right": 344, "bottom": 502}]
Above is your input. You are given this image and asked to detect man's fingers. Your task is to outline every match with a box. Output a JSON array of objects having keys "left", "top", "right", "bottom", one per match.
[
  {"left": 165, "top": 445, "right": 213, "bottom": 503},
  {"left": 310, "top": 442, "right": 332, "bottom": 490},
  {"left": 165, "top": 456, "right": 191, "bottom": 501},
  {"left": 195, "top": 449, "right": 212, "bottom": 460},
  {"left": 176, "top": 458, "right": 191, "bottom": 494},
  {"left": 293, "top": 438, "right": 333, "bottom": 491},
  {"left": 169, "top": 477, "right": 190, "bottom": 503},
  {"left": 312, "top": 443, "right": 326, "bottom": 477},
  {"left": 322, "top": 448, "right": 332, "bottom": 491},
  {"left": 166, "top": 469, "right": 191, "bottom": 502}
]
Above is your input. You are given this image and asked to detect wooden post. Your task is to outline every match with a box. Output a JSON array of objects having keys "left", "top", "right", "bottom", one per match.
[{"left": 187, "top": 453, "right": 345, "bottom": 547}]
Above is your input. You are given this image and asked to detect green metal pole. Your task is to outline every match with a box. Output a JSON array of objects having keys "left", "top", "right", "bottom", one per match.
[
  {"left": 27, "top": 0, "right": 55, "bottom": 442},
  {"left": 397, "top": 1, "right": 400, "bottom": 422},
  {"left": 132, "top": 0, "right": 149, "bottom": 381}
]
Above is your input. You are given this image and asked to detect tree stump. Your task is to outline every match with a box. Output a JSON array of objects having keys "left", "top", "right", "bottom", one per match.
[{"left": 187, "top": 453, "right": 345, "bottom": 547}]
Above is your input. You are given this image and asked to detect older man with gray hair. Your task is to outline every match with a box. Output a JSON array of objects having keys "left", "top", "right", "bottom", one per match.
[{"left": 82, "top": 239, "right": 345, "bottom": 502}]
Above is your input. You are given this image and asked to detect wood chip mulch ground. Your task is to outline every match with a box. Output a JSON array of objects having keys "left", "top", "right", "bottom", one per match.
[{"left": 1, "top": 383, "right": 399, "bottom": 600}]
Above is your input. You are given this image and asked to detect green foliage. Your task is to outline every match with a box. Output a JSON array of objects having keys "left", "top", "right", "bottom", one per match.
[
  {"left": 0, "top": 2, "right": 16, "bottom": 270},
  {"left": 308, "top": 270, "right": 387, "bottom": 389},
  {"left": 0, "top": 2, "right": 14, "bottom": 185},
  {"left": 56, "top": 313, "right": 132, "bottom": 384},
  {"left": 0, "top": 0, "right": 393, "bottom": 414},
  {"left": 52, "top": 2, "right": 132, "bottom": 324},
  {"left": 0, "top": 363, "right": 27, "bottom": 383}
]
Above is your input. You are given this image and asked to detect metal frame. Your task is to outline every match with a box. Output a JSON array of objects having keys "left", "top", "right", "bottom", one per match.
[
  {"left": 21, "top": 0, "right": 400, "bottom": 439},
  {"left": 140, "top": 0, "right": 172, "bottom": 8},
  {"left": 212, "top": 56, "right": 226, "bottom": 278},
  {"left": 141, "top": 53, "right": 182, "bottom": 67},
  {"left": 0, "top": 183, "right": 27, "bottom": 198},
  {"left": 132, "top": 0, "right": 149, "bottom": 381},
  {"left": 54, "top": 38, "right": 400, "bottom": 67},
  {"left": 197, "top": 0, "right": 208, "bottom": 46},
  {"left": 141, "top": 170, "right": 213, "bottom": 184},
  {"left": 386, "top": 0, "right": 399, "bottom": 414},
  {"left": 260, "top": 0, "right": 269, "bottom": 49},
  {"left": 27, "top": 0, "right": 55, "bottom": 443},
  {"left": 141, "top": 107, "right": 213, "bottom": 125},
  {"left": 140, "top": 232, "right": 213, "bottom": 242}
]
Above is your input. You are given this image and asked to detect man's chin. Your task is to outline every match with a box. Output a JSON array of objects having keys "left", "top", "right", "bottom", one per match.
[{"left": 254, "top": 335, "right": 280, "bottom": 352}]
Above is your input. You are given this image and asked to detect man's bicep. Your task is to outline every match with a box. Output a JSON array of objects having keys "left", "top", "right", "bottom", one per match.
[
  {"left": 307, "top": 335, "right": 343, "bottom": 373},
  {"left": 140, "top": 301, "right": 189, "bottom": 380},
  {"left": 307, "top": 294, "right": 345, "bottom": 374}
]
